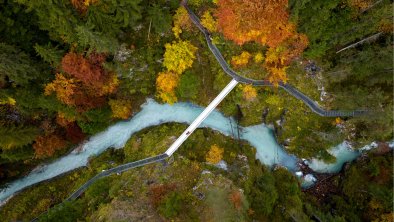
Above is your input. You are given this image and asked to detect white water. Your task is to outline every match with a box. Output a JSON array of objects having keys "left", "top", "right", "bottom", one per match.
[
  {"left": 0, "top": 99, "right": 375, "bottom": 204},
  {"left": 308, "top": 142, "right": 361, "bottom": 173}
]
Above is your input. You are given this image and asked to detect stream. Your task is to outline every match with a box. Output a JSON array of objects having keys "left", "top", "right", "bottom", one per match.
[{"left": 0, "top": 99, "right": 385, "bottom": 204}]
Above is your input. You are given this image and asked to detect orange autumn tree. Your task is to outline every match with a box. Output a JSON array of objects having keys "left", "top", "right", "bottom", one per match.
[
  {"left": 216, "top": 0, "right": 293, "bottom": 46},
  {"left": 45, "top": 52, "right": 118, "bottom": 111},
  {"left": 216, "top": 0, "right": 308, "bottom": 85},
  {"left": 229, "top": 190, "right": 242, "bottom": 210},
  {"left": 70, "top": 0, "right": 98, "bottom": 14},
  {"left": 61, "top": 52, "right": 108, "bottom": 88},
  {"left": 156, "top": 71, "right": 179, "bottom": 104}
]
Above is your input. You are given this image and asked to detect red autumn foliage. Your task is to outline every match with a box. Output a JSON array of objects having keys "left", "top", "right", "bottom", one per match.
[
  {"left": 65, "top": 123, "right": 85, "bottom": 144},
  {"left": 33, "top": 134, "right": 67, "bottom": 158},
  {"left": 149, "top": 183, "right": 176, "bottom": 207},
  {"left": 229, "top": 190, "right": 242, "bottom": 210},
  {"left": 72, "top": 90, "right": 107, "bottom": 111},
  {"left": 61, "top": 52, "right": 107, "bottom": 87}
]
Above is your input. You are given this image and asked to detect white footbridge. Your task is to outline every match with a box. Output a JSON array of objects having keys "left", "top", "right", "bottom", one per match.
[{"left": 165, "top": 79, "right": 238, "bottom": 156}]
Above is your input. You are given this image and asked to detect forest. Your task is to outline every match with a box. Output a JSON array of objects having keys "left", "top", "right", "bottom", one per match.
[{"left": 0, "top": 0, "right": 393, "bottom": 221}]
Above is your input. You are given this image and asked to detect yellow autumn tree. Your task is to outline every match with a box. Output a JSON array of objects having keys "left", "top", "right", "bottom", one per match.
[
  {"left": 100, "top": 74, "right": 119, "bottom": 96},
  {"left": 254, "top": 52, "right": 264, "bottom": 63},
  {"left": 206, "top": 144, "right": 224, "bottom": 164},
  {"left": 201, "top": 11, "right": 217, "bottom": 32},
  {"left": 231, "top": 51, "right": 251, "bottom": 67},
  {"left": 109, "top": 99, "right": 132, "bottom": 119},
  {"left": 264, "top": 46, "right": 289, "bottom": 85},
  {"left": 156, "top": 71, "right": 179, "bottom": 93},
  {"left": 163, "top": 40, "right": 198, "bottom": 74},
  {"left": 0, "top": 96, "right": 16, "bottom": 106},
  {"left": 242, "top": 85, "right": 257, "bottom": 101},
  {"left": 172, "top": 7, "right": 192, "bottom": 38},
  {"left": 159, "top": 91, "right": 178, "bottom": 104},
  {"left": 44, "top": 73, "right": 79, "bottom": 105}
]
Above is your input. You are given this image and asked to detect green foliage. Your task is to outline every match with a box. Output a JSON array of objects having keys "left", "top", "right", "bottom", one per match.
[
  {"left": 77, "top": 107, "right": 112, "bottom": 135},
  {"left": 85, "top": 177, "right": 112, "bottom": 207},
  {"left": 85, "top": 0, "right": 142, "bottom": 34},
  {"left": 176, "top": 71, "right": 200, "bottom": 100},
  {"left": 291, "top": 0, "right": 353, "bottom": 57},
  {"left": 248, "top": 170, "right": 278, "bottom": 216},
  {"left": 273, "top": 168, "right": 304, "bottom": 211},
  {"left": 0, "top": 125, "right": 39, "bottom": 150},
  {"left": 123, "top": 124, "right": 185, "bottom": 161},
  {"left": 15, "top": 0, "right": 142, "bottom": 53},
  {"left": 323, "top": 36, "right": 393, "bottom": 145},
  {"left": 0, "top": 43, "right": 40, "bottom": 86},
  {"left": 158, "top": 192, "right": 183, "bottom": 218},
  {"left": 245, "top": 164, "right": 309, "bottom": 220},
  {"left": 147, "top": 4, "right": 172, "bottom": 34},
  {"left": 14, "top": 0, "right": 80, "bottom": 43},
  {"left": 280, "top": 107, "right": 342, "bottom": 160},
  {"left": 0, "top": 0, "right": 48, "bottom": 53},
  {"left": 34, "top": 43, "right": 64, "bottom": 67},
  {"left": 0, "top": 145, "right": 34, "bottom": 162},
  {"left": 315, "top": 153, "right": 394, "bottom": 221},
  {"left": 39, "top": 200, "right": 84, "bottom": 222},
  {"left": 290, "top": 0, "right": 390, "bottom": 58},
  {"left": 188, "top": 0, "right": 206, "bottom": 7},
  {"left": 75, "top": 25, "right": 119, "bottom": 54}
]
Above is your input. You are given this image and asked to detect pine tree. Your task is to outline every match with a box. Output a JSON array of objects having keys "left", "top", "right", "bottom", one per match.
[
  {"left": 0, "top": 125, "right": 40, "bottom": 150},
  {"left": 147, "top": 4, "right": 172, "bottom": 34},
  {"left": 0, "top": 43, "right": 39, "bottom": 86},
  {"left": 75, "top": 25, "right": 119, "bottom": 54},
  {"left": 34, "top": 43, "right": 65, "bottom": 67},
  {"left": 14, "top": 0, "right": 80, "bottom": 44},
  {"left": 86, "top": 0, "right": 142, "bottom": 34}
]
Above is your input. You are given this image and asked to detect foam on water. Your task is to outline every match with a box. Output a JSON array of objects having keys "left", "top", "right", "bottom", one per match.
[
  {"left": 0, "top": 99, "right": 385, "bottom": 203},
  {"left": 308, "top": 142, "right": 361, "bottom": 173}
]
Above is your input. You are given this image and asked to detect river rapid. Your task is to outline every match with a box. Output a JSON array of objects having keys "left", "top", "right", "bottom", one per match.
[{"left": 0, "top": 99, "right": 383, "bottom": 204}]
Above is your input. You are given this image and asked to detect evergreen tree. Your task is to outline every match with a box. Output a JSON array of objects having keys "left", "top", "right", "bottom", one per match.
[
  {"left": 0, "top": 125, "right": 39, "bottom": 150},
  {"left": 86, "top": 0, "right": 142, "bottom": 35},
  {"left": 34, "top": 43, "right": 65, "bottom": 67},
  {"left": 0, "top": 0, "right": 48, "bottom": 53},
  {"left": 290, "top": 0, "right": 391, "bottom": 58},
  {"left": 147, "top": 4, "right": 172, "bottom": 34},
  {"left": 75, "top": 25, "right": 119, "bottom": 54},
  {"left": 14, "top": 0, "right": 80, "bottom": 44},
  {"left": 0, "top": 43, "right": 39, "bottom": 86}
]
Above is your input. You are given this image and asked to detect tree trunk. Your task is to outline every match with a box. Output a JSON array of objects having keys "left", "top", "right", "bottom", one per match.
[{"left": 336, "top": 32, "right": 383, "bottom": 54}]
